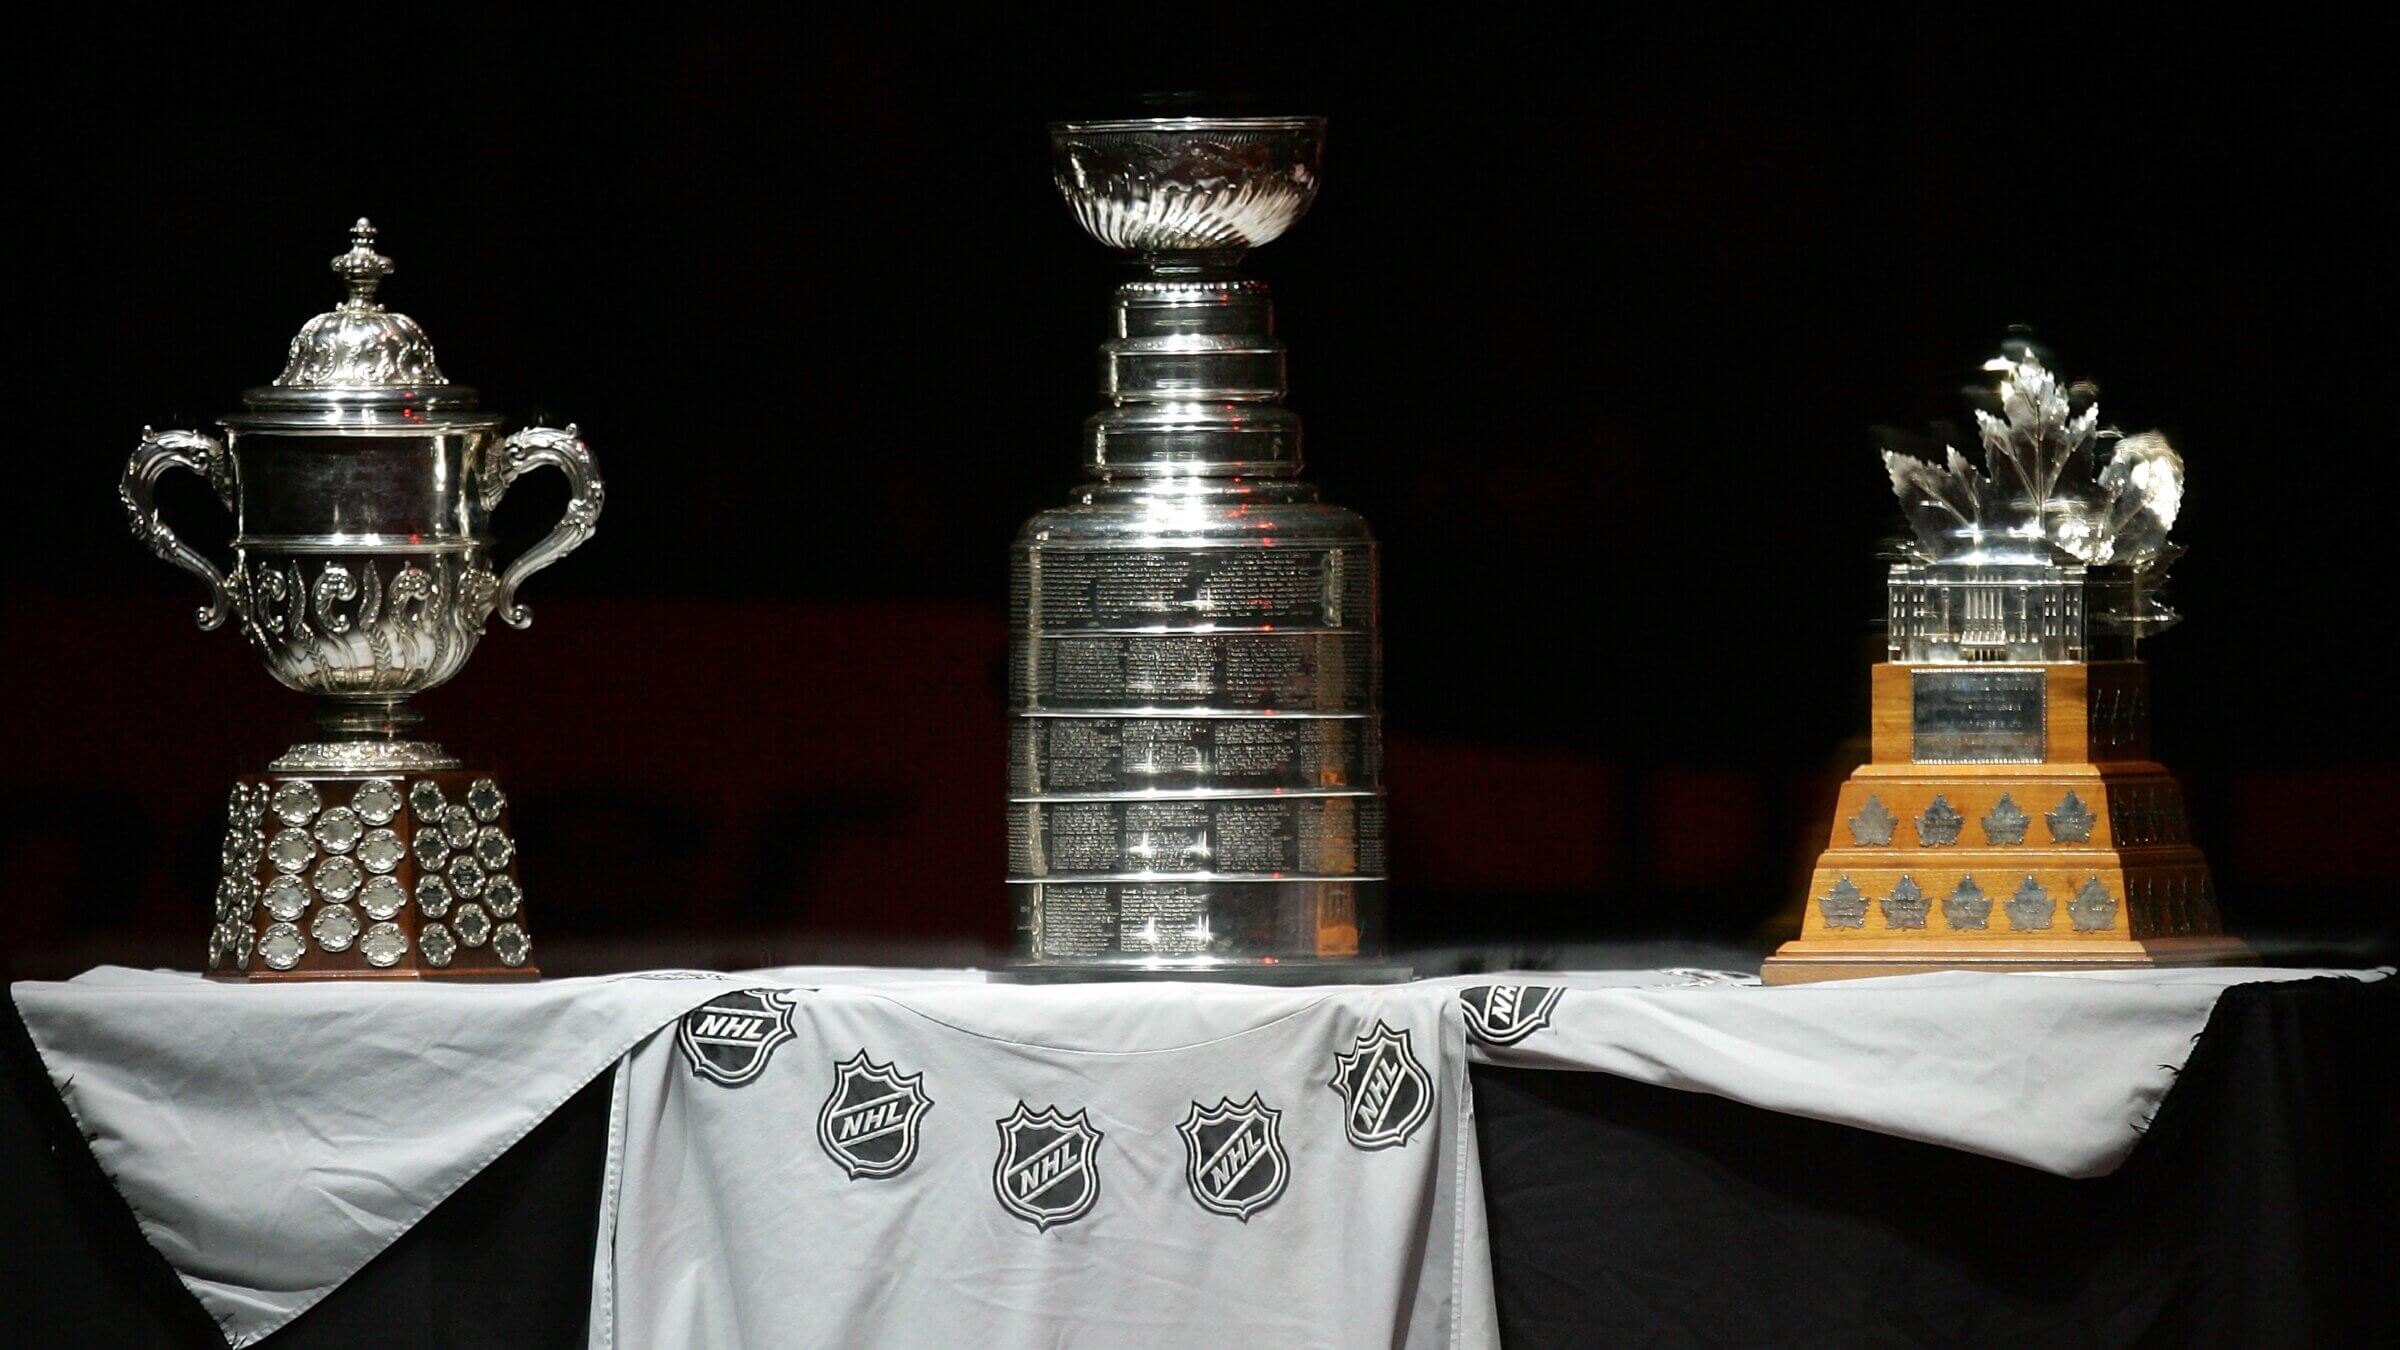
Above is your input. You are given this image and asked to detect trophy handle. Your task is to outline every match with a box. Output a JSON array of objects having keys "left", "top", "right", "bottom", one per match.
[
  {"left": 481, "top": 424, "right": 603, "bottom": 629},
  {"left": 122, "top": 427, "right": 237, "bottom": 630}
]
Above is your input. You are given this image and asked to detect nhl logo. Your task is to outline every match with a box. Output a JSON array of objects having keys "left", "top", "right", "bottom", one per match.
[
  {"left": 675, "top": 989, "right": 797, "bottom": 1088},
  {"left": 1458, "top": 984, "right": 1563, "bottom": 1047},
  {"left": 1328, "top": 1021, "right": 1434, "bottom": 1151},
  {"left": 1180, "top": 1094, "right": 1289, "bottom": 1222},
  {"left": 992, "top": 1103, "right": 1104, "bottom": 1231},
  {"left": 817, "top": 1050, "right": 934, "bottom": 1180}
]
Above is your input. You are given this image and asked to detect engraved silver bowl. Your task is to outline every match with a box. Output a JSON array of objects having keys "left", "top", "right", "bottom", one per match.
[{"left": 1050, "top": 116, "right": 1324, "bottom": 258}]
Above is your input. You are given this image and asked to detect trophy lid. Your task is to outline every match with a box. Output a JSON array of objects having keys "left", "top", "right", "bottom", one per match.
[{"left": 233, "top": 219, "right": 488, "bottom": 424}]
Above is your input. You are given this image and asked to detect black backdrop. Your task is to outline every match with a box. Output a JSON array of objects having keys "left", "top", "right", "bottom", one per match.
[{"left": 8, "top": 11, "right": 2394, "bottom": 977}]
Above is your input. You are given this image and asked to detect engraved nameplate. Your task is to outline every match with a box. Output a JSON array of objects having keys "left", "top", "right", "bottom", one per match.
[{"left": 1911, "top": 669, "right": 2046, "bottom": 764}]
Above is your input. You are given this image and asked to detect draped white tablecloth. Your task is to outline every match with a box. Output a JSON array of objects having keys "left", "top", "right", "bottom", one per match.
[{"left": 14, "top": 964, "right": 2379, "bottom": 1347}]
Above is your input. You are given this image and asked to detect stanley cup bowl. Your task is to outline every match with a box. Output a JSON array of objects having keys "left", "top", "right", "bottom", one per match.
[{"left": 1049, "top": 116, "right": 1324, "bottom": 258}]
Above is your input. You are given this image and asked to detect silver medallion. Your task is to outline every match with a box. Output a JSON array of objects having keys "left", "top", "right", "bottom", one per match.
[
  {"left": 356, "top": 828, "right": 405, "bottom": 874},
  {"left": 419, "top": 922, "right": 457, "bottom": 968},
  {"left": 441, "top": 804, "right": 478, "bottom": 849},
  {"left": 350, "top": 778, "right": 401, "bottom": 825},
  {"left": 259, "top": 922, "right": 306, "bottom": 970},
  {"left": 312, "top": 854, "right": 364, "bottom": 902},
  {"left": 483, "top": 874, "right": 521, "bottom": 918},
  {"left": 359, "top": 922, "right": 408, "bottom": 968},
  {"left": 410, "top": 779, "right": 448, "bottom": 824},
  {"left": 310, "top": 902, "right": 361, "bottom": 952},
  {"left": 491, "top": 922, "right": 530, "bottom": 967},
  {"left": 312, "top": 806, "right": 363, "bottom": 853},
  {"left": 467, "top": 778, "right": 506, "bottom": 823},
  {"left": 268, "top": 828, "right": 317, "bottom": 873},
  {"left": 413, "top": 827, "right": 451, "bottom": 870},
  {"left": 416, "top": 873, "right": 454, "bottom": 918},
  {"left": 448, "top": 855, "right": 487, "bottom": 898},
  {"left": 359, "top": 874, "right": 406, "bottom": 920},
  {"left": 473, "top": 827, "right": 514, "bottom": 870},
  {"left": 271, "top": 780, "right": 322, "bottom": 827},
  {"left": 263, "top": 874, "right": 310, "bottom": 921},
  {"left": 455, "top": 902, "right": 491, "bottom": 946}
]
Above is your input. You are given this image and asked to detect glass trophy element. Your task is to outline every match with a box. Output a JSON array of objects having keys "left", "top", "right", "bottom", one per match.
[
  {"left": 122, "top": 220, "right": 603, "bottom": 980},
  {"left": 1763, "top": 341, "right": 2250, "bottom": 982},
  {"left": 1007, "top": 117, "right": 1402, "bottom": 983}
]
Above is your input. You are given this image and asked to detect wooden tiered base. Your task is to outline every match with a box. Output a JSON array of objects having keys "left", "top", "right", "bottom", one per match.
[
  {"left": 1763, "top": 661, "right": 2251, "bottom": 985},
  {"left": 206, "top": 765, "right": 539, "bottom": 981}
]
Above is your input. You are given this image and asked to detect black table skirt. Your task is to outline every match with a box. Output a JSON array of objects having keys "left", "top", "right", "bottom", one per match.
[{"left": 8, "top": 976, "right": 2392, "bottom": 1347}]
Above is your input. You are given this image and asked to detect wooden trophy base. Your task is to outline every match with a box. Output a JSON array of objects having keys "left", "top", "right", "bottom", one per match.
[
  {"left": 1763, "top": 662, "right": 2251, "bottom": 986},
  {"left": 206, "top": 760, "right": 539, "bottom": 981}
]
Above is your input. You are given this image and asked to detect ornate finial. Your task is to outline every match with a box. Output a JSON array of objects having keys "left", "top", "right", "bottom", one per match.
[
  {"left": 272, "top": 217, "right": 445, "bottom": 388},
  {"left": 332, "top": 217, "right": 395, "bottom": 310}
]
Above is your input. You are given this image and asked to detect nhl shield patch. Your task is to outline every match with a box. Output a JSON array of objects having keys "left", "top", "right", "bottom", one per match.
[
  {"left": 675, "top": 989, "right": 797, "bottom": 1088},
  {"left": 1180, "top": 1094, "right": 1289, "bottom": 1221},
  {"left": 1458, "top": 984, "right": 1563, "bottom": 1046},
  {"left": 817, "top": 1050, "right": 933, "bottom": 1180},
  {"left": 993, "top": 1103, "right": 1104, "bottom": 1231},
  {"left": 1329, "top": 1021, "right": 1434, "bottom": 1151}
]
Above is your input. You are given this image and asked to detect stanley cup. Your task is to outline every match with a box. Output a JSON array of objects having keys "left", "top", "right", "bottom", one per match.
[
  {"left": 1008, "top": 117, "right": 1399, "bottom": 981},
  {"left": 122, "top": 220, "right": 602, "bottom": 979}
]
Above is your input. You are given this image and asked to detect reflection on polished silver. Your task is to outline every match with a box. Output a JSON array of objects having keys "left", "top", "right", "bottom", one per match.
[
  {"left": 492, "top": 923, "right": 530, "bottom": 968},
  {"left": 351, "top": 778, "right": 400, "bottom": 825},
  {"left": 359, "top": 922, "right": 408, "bottom": 968},
  {"left": 122, "top": 220, "right": 600, "bottom": 904},
  {"left": 1051, "top": 117, "right": 1322, "bottom": 255},
  {"left": 1012, "top": 115, "right": 1391, "bottom": 980},
  {"left": 1883, "top": 342, "right": 2184, "bottom": 664}
]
